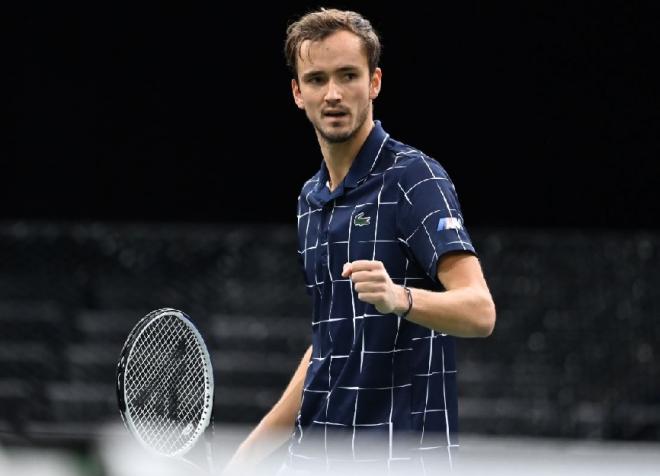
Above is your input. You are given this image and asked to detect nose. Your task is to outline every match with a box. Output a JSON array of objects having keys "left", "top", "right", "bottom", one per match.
[{"left": 324, "top": 79, "right": 342, "bottom": 104}]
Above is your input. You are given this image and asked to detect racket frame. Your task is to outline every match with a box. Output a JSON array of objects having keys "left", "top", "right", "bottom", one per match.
[{"left": 116, "top": 308, "right": 214, "bottom": 458}]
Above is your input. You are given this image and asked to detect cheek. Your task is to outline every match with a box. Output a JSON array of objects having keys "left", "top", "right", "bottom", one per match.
[
  {"left": 300, "top": 93, "right": 320, "bottom": 108},
  {"left": 355, "top": 87, "right": 373, "bottom": 102}
]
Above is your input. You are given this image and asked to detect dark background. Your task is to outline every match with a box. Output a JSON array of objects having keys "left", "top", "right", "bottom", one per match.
[
  {"left": 3, "top": 4, "right": 660, "bottom": 462},
  {"left": 7, "top": 2, "right": 659, "bottom": 227}
]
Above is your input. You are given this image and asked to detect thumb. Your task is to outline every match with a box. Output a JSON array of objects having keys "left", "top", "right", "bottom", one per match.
[{"left": 341, "top": 262, "right": 351, "bottom": 278}]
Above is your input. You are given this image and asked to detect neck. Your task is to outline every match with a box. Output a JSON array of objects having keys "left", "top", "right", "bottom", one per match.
[{"left": 319, "top": 120, "right": 374, "bottom": 192}]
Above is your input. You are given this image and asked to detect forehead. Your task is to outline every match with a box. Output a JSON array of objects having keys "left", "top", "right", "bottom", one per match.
[{"left": 297, "top": 30, "right": 369, "bottom": 74}]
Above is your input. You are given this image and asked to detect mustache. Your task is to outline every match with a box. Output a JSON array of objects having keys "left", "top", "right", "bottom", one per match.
[{"left": 322, "top": 108, "right": 350, "bottom": 115}]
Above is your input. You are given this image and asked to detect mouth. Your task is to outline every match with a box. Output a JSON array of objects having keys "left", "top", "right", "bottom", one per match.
[{"left": 323, "top": 110, "right": 349, "bottom": 120}]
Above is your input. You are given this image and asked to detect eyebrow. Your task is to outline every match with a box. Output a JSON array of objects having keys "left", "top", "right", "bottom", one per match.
[{"left": 301, "top": 65, "right": 360, "bottom": 81}]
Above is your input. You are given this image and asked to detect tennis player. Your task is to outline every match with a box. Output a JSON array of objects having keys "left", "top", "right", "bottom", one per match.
[{"left": 226, "top": 8, "right": 495, "bottom": 475}]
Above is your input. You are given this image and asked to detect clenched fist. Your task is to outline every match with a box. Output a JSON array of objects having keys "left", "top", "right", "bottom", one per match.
[{"left": 342, "top": 260, "right": 408, "bottom": 315}]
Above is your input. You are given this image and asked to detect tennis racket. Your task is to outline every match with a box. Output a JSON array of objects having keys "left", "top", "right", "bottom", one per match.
[{"left": 116, "top": 308, "right": 215, "bottom": 474}]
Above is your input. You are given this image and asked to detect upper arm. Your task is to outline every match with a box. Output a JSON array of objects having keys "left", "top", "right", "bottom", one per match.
[{"left": 436, "top": 251, "right": 490, "bottom": 293}]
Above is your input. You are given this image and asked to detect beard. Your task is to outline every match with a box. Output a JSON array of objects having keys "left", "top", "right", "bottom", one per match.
[
  {"left": 312, "top": 103, "right": 370, "bottom": 144},
  {"left": 317, "top": 127, "right": 356, "bottom": 144}
]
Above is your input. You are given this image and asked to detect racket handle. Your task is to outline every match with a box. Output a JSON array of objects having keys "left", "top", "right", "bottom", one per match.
[
  {"left": 204, "top": 415, "right": 216, "bottom": 475},
  {"left": 205, "top": 439, "right": 215, "bottom": 475}
]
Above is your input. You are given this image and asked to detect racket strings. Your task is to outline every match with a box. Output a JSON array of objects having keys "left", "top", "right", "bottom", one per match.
[{"left": 124, "top": 315, "right": 210, "bottom": 455}]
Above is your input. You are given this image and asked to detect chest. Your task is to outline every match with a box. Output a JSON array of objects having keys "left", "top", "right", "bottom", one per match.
[{"left": 298, "top": 179, "right": 412, "bottom": 282}]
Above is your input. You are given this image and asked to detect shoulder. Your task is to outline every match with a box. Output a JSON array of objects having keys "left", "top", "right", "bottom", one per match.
[
  {"left": 298, "top": 171, "right": 322, "bottom": 201},
  {"left": 382, "top": 139, "right": 451, "bottom": 189}
]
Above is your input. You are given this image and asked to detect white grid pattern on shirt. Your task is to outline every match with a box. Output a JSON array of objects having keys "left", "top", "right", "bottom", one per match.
[{"left": 293, "top": 140, "right": 465, "bottom": 467}]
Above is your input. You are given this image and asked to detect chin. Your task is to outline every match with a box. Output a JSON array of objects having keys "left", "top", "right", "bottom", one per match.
[
  {"left": 318, "top": 126, "right": 355, "bottom": 144},
  {"left": 325, "top": 133, "right": 353, "bottom": 144}
]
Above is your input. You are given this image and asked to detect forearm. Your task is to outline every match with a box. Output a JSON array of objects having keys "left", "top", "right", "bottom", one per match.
[
  {"left": 227, "top": 345, "right": 312, "bottom": 468},
  {"left": 395, "top": 285, "right": 495, "bottom": 337}
]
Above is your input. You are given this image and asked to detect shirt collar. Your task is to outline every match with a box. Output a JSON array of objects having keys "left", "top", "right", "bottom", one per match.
[
  {"left": 343, "top": 120, "right": 388, "bottom": 188},
  {"left": 315, "top": 120, "right": 389, "bottom": 199}
]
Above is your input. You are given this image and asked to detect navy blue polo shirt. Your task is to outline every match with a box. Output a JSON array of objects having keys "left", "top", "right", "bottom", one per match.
[{"left": 290, "top": 121, "right": 475, "bottom": 464}]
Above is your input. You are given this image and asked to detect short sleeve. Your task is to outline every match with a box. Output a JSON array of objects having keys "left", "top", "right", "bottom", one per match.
[{"left": 396, "top": 156, "right": 476, "bottom": 281}]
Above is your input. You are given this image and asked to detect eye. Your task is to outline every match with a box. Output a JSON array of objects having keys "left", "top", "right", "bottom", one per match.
[
  {"left": 344, "top": 72, "right": 357, "bottom": 81},
  {"left": 306, "top": 76, "right": 326, "bottom": 85}
]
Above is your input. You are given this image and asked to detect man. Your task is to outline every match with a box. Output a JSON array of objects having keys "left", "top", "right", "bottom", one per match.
[{"left": 227, "top": 8, "right": 495, "bottom": 475}]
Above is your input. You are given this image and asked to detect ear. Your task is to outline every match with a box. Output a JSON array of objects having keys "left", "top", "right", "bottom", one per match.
[
  {"left": 292, "top": 78, "right": 305, "bottom": 109},
  {"left": 369, "top": 67, "right": 382, "bottom": 100}
]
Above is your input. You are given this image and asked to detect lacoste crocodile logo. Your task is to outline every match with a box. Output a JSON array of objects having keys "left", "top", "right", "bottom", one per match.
[{"left": 353, "top": 212, "right": 371, "bottom": 227}]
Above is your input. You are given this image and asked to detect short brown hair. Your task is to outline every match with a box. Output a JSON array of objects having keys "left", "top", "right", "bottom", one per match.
[{"left": 284, "top": 8, "right": 382, "bottom": 79}]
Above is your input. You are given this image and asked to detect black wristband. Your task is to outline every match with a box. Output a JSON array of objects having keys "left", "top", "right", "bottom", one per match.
[{"left": 400, "top": 286, "right": 413, "bottom": 318}]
